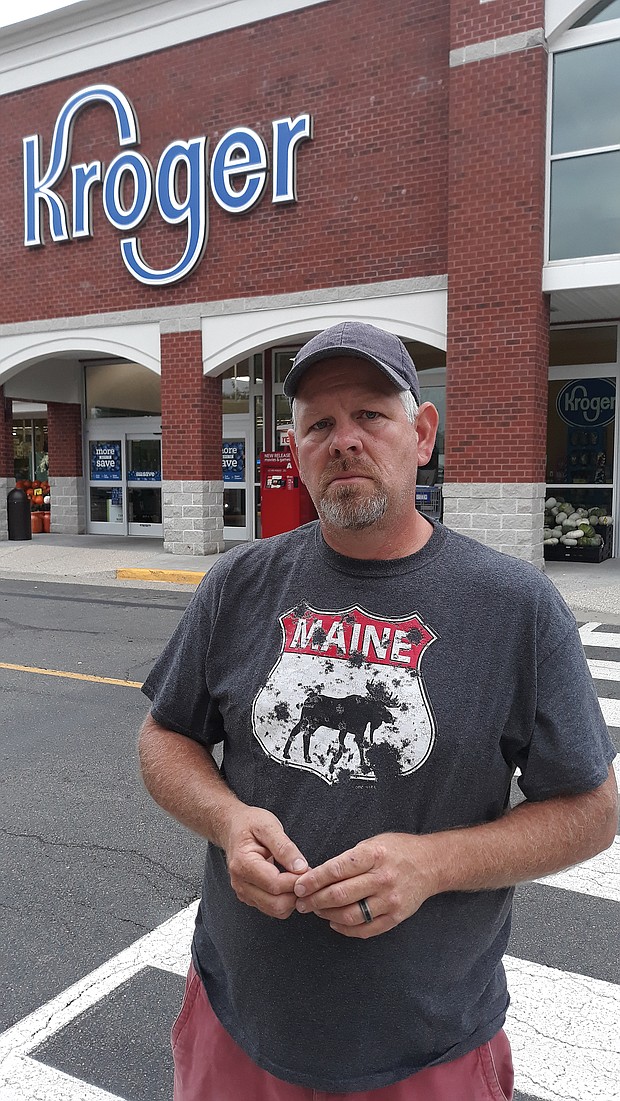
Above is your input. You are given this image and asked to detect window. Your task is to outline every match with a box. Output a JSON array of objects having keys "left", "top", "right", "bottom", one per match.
[
  {"left": 549, "top": 38, "right": 620, "bottom": 260},
  {"left": 13, "top": 418, "right": 48, "bottom": 481},
  {"left": 85, "top": 361, "right": 161, "bottom": 418},
  {"left": 574, "top": 0, "right": 620, "bottom": 26},
  {"left": 550, "top": 326, "right": 617, "bottom": 366},
  {"left": 222, "top": 360, "right": 251, "bottom": 415}
]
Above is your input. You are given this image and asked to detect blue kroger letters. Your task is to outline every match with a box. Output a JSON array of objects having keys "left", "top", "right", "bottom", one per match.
[
  {"left": 556, "top": 378, "right": 616, "bottom": 429},
  {"left": 23, "top": 85, "right": 312, "bottom": 287}
]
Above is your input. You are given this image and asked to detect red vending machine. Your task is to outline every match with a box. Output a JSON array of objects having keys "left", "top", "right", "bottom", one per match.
[{"left": 260, "top": 449, "right": 317, "bottom": 538}]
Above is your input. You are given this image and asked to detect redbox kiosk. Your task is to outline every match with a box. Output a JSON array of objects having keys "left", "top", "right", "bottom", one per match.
[{"left": 260, "top": 449, "right": 317, "bottom": 537}]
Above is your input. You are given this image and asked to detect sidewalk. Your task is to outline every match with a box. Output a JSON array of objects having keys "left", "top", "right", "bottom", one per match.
[
  {"left": 0, "top": 532, "right": 619, "bottom": 621},
  {"left": 0, "top": 534, "right": 222, "bottom": 592}
]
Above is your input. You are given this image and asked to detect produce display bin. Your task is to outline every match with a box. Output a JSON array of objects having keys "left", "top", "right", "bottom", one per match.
[{"left": 544, "top": 526, "right": 613, "bottom": 563}]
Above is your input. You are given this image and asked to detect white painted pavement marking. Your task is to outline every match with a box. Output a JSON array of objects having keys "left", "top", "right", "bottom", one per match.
[
  {"left": 2, "top": 923, "right": 619, "bottom": 1101},
  {"left": 579, "top": 623, "right": 620, "bottom": 724},
  {"left": 599, "top": 696, "right": 620, "bottom": 728},
  {"left": 537, "top": 836, "right": 620, "bottom": 903},
  {"left": 505, "top": 955, "right": 620, "bottom": 1101},
  {"left": 588, "top": 657, "right": 620, "bottom": 682},
  {"left": 579, "top": 623, "right": 620, "bottom": 650},
  {"left": 0, "top": 901, "right": 197, "bottom": 1099},
  {"left": 0, "top": 742, "right": 617, "bottom": 1099},
  {"left": 0, "top": 1057, "right": 121, "bottom": 1101}
]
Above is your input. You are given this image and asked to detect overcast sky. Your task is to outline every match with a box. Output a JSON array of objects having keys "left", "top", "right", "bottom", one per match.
[{"left": 0, "top": 1, "right": 82, "bottom": 29}]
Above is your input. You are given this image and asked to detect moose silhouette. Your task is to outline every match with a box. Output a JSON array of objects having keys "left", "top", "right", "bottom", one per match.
[{"left": 283, "top": 690, "right": 396, "bottom": 772}]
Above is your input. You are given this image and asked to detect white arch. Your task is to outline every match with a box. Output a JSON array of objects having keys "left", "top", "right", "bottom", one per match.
[
  {"left": 202, "top": 290, "right": 447, "bottom": 376},
  {"left": 0, "top": 322, "right": 161, "bottom": 387}
]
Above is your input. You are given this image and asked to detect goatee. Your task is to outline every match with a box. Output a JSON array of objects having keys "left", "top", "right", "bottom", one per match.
[{"left": 318, "top": 461, "right": 388, "bottom": 530}]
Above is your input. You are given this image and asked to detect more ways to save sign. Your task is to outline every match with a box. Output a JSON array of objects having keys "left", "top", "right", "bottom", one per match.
[
  {"left": 556, "top": 378, "right": 616, "bottom": 428},
  {"left": 23, "top": 85, "right": 312, "bottom": 287},
  {"left": 90, "top": 442, "right": 121, "bottom": 480},
  {"left": 223, "top": 441, "right": 245, "bottom": 482}
]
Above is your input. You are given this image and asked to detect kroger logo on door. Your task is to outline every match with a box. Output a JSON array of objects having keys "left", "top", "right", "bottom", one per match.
[
  {"left": 556, "top": 378, "right": 616, "bottom": 428},
  {"left": 23, "top": 85, "right": 312, "bottom": 287}
]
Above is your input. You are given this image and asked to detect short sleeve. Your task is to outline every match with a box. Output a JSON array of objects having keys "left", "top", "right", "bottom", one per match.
[
  {"left": 141, "top": 578, "right": 225, "bottom": 747},
  {"left": 513, "top": 624, "right": 616, "bottom": 801}
]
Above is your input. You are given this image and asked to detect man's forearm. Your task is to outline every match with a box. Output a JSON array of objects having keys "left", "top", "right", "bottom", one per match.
[
  {"left": 426, "top": 767, "right": 618, "bottom": 896},
  {"left": 138, "top": 712, "right": 244, "bottom": 847}
]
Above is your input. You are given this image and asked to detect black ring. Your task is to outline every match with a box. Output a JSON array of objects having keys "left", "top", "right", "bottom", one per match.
[{"left": 358, "top": 897, "right": 373, "bottom": 924}]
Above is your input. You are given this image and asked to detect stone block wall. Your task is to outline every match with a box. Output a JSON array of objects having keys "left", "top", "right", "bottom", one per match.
[
  {"left": 0, "top": 477, "right": 10, "bottom": 540},
  {"left": 442, "top": 482, "right": 546, "bottom": 566},
  {"left": 163, "top": 480, "right": 224, "bottom": 555},
  {"left": 49, "top": 475, "right": 86, "bottom": 534}
]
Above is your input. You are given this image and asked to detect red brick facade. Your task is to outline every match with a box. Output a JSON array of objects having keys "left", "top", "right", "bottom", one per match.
[
  {"left": 446, "top": 0, "right": 548, "bottom": 484},
  {"left": 450, "top": 0, "right": 544, "bottom": 49},
  {"left": 0, "top": 0, "right": 449, "bottom": 326},
  {"left": 0, "top": 0, "right": 557, "bottom": 520},
  {"left": 47, "top": 403, "right": 83, "bottom": 477},
  {"left": 160, "top": 332, "right": 222, "bottom": 481}
]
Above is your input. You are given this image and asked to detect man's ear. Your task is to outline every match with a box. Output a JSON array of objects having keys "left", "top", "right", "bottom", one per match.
[
  {"left": 287, "top": 428, "right": 300, "bottom": 472},
  {"left": 415, "top": 402, "right": 439, "bottom": 467}
]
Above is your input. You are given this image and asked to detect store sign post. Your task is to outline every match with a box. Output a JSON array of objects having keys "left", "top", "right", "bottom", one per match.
[
  {"left": 23, "top": 85, "right": 312, "bottom": 286},
  {"left": 556, "top": 378, "right": 616, "bottom": 428}
]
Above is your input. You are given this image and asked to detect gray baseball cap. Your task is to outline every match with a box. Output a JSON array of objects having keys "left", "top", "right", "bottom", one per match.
[{"left": 283, "top": 321, "right": 420, "bottom": 402}]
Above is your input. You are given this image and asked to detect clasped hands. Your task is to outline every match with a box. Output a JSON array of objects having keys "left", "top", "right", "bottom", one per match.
[{"left": 224, "top": 807, "right": 438, "bottom": 939}]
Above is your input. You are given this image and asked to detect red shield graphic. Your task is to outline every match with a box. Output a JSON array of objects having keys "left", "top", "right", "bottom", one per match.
[{"left": 252, "top": 605, "right": 437, "bottom": 785}]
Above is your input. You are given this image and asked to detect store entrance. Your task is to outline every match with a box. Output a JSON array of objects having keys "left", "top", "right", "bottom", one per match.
[{"left": 85, "top": 420, "right": 163, "bottom": 537}]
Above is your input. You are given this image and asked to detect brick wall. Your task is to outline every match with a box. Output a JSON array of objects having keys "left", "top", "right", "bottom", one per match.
[
  {"left": 160, "top": 332, "right": 222, "bottom": 481},
  {"left": 0, "top": 391, "right": 13, "bottom": 478},
  {"left": 0, "top": 0, "right": 449, "bottom": 325},
  {"left": 450, "top": 0, "right": 543, "bottom": 48},
  {"left": 47, "top": 402, "right": 83, "bottom": 477},
  {"left": 446, "top": 0, "right": 549, "bottom": 485}
]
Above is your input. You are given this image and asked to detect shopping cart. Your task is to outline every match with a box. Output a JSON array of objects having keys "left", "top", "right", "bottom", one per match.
[{"left": 415, "top": 485, "right": 443, "bottom": 522}]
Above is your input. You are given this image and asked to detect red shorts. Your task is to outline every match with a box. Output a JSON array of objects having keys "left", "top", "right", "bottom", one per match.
[{"left": 172, "top": 963, "right": 514, "bottom": 1101}]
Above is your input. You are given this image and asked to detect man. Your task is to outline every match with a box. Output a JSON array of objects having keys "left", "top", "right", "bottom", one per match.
[{"left": 139, "top": 321, "right": 617, "bottom": 1101}]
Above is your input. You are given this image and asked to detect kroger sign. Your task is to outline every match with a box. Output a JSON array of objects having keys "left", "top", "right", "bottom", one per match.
[
  {"left": 23, "top": 85, "right": 312, "bottom": 287},
  {"left": 556, "top": 378, "right": 616, "bottom": 429}
]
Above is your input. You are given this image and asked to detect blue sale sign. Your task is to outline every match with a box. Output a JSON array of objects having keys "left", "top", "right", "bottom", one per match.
[
  {"left": 91, "top": 441, "right": 121, "bottom": 480},
  {"left": 223, "top": 440, "right": 245, "bottom": 483}
]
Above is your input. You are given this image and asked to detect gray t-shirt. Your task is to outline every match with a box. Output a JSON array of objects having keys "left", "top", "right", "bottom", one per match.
[{"left": 142, "top": 521, "right": 615, "bottom": 1092}]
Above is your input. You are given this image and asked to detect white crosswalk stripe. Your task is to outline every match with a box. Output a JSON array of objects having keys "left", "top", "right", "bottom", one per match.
[
  {"left": 579, "top": 623, "right": 620, "bottom": 650},
  {"left": 1, "top": 624, "right": 618, "bottom": 1101}
]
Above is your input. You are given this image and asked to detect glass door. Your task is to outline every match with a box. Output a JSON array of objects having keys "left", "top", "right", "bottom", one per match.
[
  {"left": 223, "top": 418, "right": 251, "bottom": 541},
  {"left": 127, "top": 434, "right": 163, "bottom": 536},
  {"left": 88, "top": 438, "right": 125, "bottom": 534},
  {"left": 547, "top": 365, "right": 618, "bottom": 557},
  {"left": 85, "top": 421, "right": 162, "bottom": 537}
]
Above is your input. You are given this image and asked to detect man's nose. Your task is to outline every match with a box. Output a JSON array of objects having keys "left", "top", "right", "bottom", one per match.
[{"left": 328, "top": 425, "right": 363, "bottom": 457}]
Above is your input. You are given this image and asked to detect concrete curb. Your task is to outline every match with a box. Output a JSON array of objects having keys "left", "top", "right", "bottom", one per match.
[{"left": 115, "top": 567, "right": 207, "bottom": 585}]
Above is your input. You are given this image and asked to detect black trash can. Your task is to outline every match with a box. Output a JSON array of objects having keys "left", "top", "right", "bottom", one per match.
[{"left": 7, "top": 488, "right": 32, "bottom": 541}]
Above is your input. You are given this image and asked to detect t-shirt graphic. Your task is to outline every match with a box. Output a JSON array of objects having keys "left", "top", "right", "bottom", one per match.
[{"left": 252, "top": 604, "right": 437, "bottom": 784}]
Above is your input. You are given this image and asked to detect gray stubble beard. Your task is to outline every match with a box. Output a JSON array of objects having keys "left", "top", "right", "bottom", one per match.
[{"left": 318, "top": 484, "right": 389, "bottom": 530}]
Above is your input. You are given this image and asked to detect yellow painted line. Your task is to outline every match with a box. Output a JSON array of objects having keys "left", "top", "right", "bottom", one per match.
[
  {"left": 116, "top": 568, "right": 206, "bottom": 585},
  {"left": 0, "top": 661, "right": 142, "bottom": 688}
]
